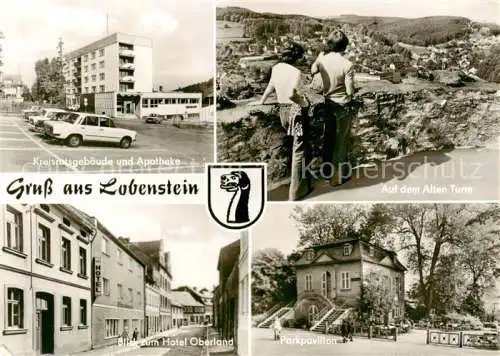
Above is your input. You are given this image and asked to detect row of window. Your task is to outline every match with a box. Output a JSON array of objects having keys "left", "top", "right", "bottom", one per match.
[
  {"left": 105, "top": 318, "right": 141, "bottom": 338},
  {"left": 142, "top": 98, "right": 199, "bottom": 108},
  {"left": 6, "top": 288, "right": 87, "bottom": 330},
  {"left": 304, "top": 271, "right": 351, "bottom": 291},
  {"left": 304, "top": 244, "right": 376, "bottom": 262},
  {"left": 84, "top": 85, "right": 106, "bottom": 93},
  {"left": 83, "top": 49, "right": 105, "bottom": 62},
  {"left": 84, "top": 73, "right": 105, "bottom": 83},
  {"left": 83, "top": 61, "right": 105, "bottom": 72},
  {"left": 6, "top": 207, "right": 88, "bottom": 278}
]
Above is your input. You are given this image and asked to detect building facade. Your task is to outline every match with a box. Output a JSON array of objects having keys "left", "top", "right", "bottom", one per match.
[
  {"left": 145, "top": 283, "right": 160, "bottom": 336},
  {"left": 0, "top": 204, "right": 93, "bottom": 355},
  {"left": 170, "top": 291, "right": 205, "bottom": 325},
  {"left": 238, "top": 232, "right": 249, "bottom": 356},
  {"left": 293, "top": 238, "right": 406, "bottom": 326},
  {"left": 89, "top": 221, "right": 145, "bottom": 349},
  {"left": 120, "top": 239, "right": 173, "bottom": 333},
  {"left": 171, "top": 300, "right": 184, "bottom": 328},
  {"left": 63, "top": 32, "right": 153, "bottom": 108},
  {"left": 214, "top": 239, "right": 240, "bottom": 348}
]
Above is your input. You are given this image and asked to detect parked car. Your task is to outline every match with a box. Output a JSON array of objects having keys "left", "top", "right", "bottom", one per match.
[
  {"left": 23, "top": 105, "right": 41, "bottom": 121},
  {"left": 44, "top": 112, "right": 137, "bottom": 148},
  {"left": 28, "top": 108, "right": 68, "bottom": 132},
  {"left": 144, "top": 113, "right": 162, "bottom": 124},
  {"left": 483, "top": 322, "right": 498, "bottom": 333}
]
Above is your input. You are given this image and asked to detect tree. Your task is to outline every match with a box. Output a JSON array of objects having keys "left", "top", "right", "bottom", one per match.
[
  {"left": 357, "top": 272, "right": 397, "bottom": 325},
  {"left": 32, "top": 57, "right": 65, "bottom": 104},
  {"left": 252, "top": 248, "right": 296, "bottom": 315}
]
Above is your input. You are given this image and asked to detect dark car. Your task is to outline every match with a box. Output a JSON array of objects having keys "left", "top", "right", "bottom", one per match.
[{"left": 144, "top": 113, "right": 162, "bottom": 124}]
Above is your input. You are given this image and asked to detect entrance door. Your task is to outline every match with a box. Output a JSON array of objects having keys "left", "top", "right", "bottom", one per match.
[
  {"left": 125, "top": 101, "right": 134, "bottom": 114},
  {"left": 35, "top": 292, "right": 54, "bottom": 355},
  {"left": 308, "top": 304, "right": 318, "bottom": 326}
]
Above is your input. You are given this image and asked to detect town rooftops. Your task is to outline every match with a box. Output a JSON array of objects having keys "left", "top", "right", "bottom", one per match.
[
  {"left": 170, "top": 291, "right": 204, "bottom": 307},
  {"left": 217, "top": 239, "right": 240, "bottom": 273},
  {"left": 121, "top": 239, "right": 172, "bottom": 278},
  {"left": 66, "top": 32, "right": 152, "bottom": 60}
]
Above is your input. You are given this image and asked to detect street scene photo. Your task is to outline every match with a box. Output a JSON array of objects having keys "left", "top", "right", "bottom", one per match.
[
  {"left": 0, "top": 0, "right": 214, "bottom": 173},
  {"left": 216, "top": 0, "right": 500, "bottom": 201},
  {"left": 0, "top": 204, "right": 249, "bottom": 356},
  {"left": 251, "top": 203, "right": 500, "bottom": 355}
]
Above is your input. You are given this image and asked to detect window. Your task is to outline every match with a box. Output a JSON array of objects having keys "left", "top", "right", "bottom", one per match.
[
  {"left": 84, "top": 116, "right": 99, "bottom": 126},
  {"left": 99, "top": 73, "right": 105, "bottom": 80},
  {"left": 62, "top": 297, "right": 71, "bottom": 326},
  {"left": 84, "top": 54, "right": 88, "bottom": 62},
  {"left": 369, "top": 246, "right": 374, "bottom": 256},
  {"left": 117, "top": 249, "right": 123, "bottom": 263},
  {"left": 189, "top": 98, "right": 198, "bottom": 104},
  {"left": 99, "top": 117, "right": 114, "bottom": 128},
  {"left": 137, "top": 291, "right": 141, "bottom": 307},
  {"left": 84, "top": 76, "right": 88, "bottom": 83},
  {"left": 118, "top": 284, "right": 123, "bottom": 301},
  {"left": 79, "top": 299, "right": 87, "bottom": 325},
  {"left": 84, "top": 65, "right": 88, "bottom": 72},
  {"left": 91, "top": 63, "right": 96, "bottom": 70},
  {"left": 150, "top": 99, "right": 158, "bottom": 108},
  {"left": 6, "top": 206, "right": 23, "bottom": 252},
  {"left": 61, "top": 238, "right": 71, "bottom": 270},
  {"left": 92, "top": 86, "right": 96, "bottom": 93},
  {"left": 103, "top": 278, "right": 110, "bottom": 295},
  {"left": 142, "top": 98, "right": 149, "bottom": 108},
  {"left": 99, "top": 85, "right": 105, "bottom": 92},
  {"left": 105, "top": 319, "right": 119, "bottom": 338},
  {"left": 85, "top": 87, "right": 89, "bottom": 93},
  {"left": 305, "top": 250, "right": 314, "bottom": 261},
  {"left": 395, "top": 276, "right": 401, "bottom": 295},
  {"left": 305, "top": 274, "right": 312, "bottom": 291},
  {"left": 341, "top": 272, "right": 351, "bottom": 289},
  {"left": 343, "top": 244, "right": 352, "bottom": 256},
  {"left": 99, "top": 60, "right": 104, "bottom": 68},
  {"left": 129, "top": 288, "right": 133, "bottom": 305},
  {"left": 321, "top": 272, "right": 327, "bottom": 296},
  {"left": 101, "top": 237, "right": 109, "bottom": 254},
  {"left": 7, "top": 288, "right": 24, "bottom": 328},
  {"left": 37, "top": 224, "right": 51, "bottom": 262},
  {"left": 79, "top": 247, "right": 87, "bottom": 276},
  {"left": 99, "top": 48, "right": 104, "bottom": 57},
  {"left": 91, "top": 75, "right": 96, "bottom": 82},
  {"left": 128, "top": 256, "right": 132, "bottom": 271},
  {"left": 179, "top": 98, "right": 187, "bottom": 104},
  {"left": 91, "top": 51, "right": 96, "bottom": 59}
]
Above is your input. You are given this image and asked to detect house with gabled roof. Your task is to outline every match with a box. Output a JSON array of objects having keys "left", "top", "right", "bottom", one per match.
[{"left": 258, "top": 238, "right": 406, "bottom": 333}]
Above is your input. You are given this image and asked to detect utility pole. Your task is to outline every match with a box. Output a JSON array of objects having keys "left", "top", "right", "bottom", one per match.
[{"left": 57, "top": 37, "right": 65, "bottom": 105}]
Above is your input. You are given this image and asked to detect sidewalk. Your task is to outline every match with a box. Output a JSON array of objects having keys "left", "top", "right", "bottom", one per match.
[
  {"left": 205, "top": 328, "right": 237, "bottom": 356},
  {"left": 70, "top": 330, "right": 177, "bottom": 356}
]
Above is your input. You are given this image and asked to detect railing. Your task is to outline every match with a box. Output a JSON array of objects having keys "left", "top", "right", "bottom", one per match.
[
  {"left": 427, "top": 329, "right": 499, "bottom": 350},
  {"left": 119, "top": 76, "right": 135, "bottom": 83},
  {"left": 119, "top": 49, "right": 135, "bottom": 57}
]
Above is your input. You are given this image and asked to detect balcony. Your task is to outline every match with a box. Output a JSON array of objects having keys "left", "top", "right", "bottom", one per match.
[
  {"left": 119, "top": 49, "right": 135, "bottom": 58},
  {"left": 119, "top": 76, "right": 135, "bottom": 83},
  {"left": 120, "top": 63, "right": 135, "bottom": 70}
]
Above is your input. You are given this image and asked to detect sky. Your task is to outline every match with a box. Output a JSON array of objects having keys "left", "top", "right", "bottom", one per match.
[
  {"left": 0, "top": 0, "right": 215, "bottom": 89},
  {"left": 218, "top": 0, "right": 500, "bottom": 24},
  {"left": 72, "top": 203, "right": 240, "bottom": 291}
]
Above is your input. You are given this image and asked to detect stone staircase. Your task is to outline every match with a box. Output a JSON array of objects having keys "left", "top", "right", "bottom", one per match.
[
  {"left": 257, "top": 301, "right": 295, "bottom": 328},
  {"left": 310, "top": 306, "right": 352, "bottom": 332}
]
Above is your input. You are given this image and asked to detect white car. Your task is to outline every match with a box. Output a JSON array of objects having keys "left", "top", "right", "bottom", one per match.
[
  {"left": 23, "top": 105, "right": 41, "bottom": 121},
  {"left": 28, "top": 108, "right": 68, "bottom": 132},
  {"left": 44, "top": 112, "right": 137, "bottom": 148}
]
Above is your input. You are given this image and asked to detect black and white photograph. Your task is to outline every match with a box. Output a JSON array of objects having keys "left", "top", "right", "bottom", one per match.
[
  {"left": 0, "top": 0, "right": 214, "bottom": 173},
  {"left": 251, "top": 203, "right": 500, "bottom": 355},
  {"left": 0, "top": 204, "right": 249, "bottom": 356},
  {"left": 216, "top": 0, "right": 500, "bottom": 201}
]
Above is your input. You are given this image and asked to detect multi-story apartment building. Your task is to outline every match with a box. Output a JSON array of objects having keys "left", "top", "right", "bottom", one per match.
[
  {"left": 238, "top": 232, "right": 249, "bottom": 356},
  {"left": 63, "top": 32, "right": 153, "bottom": 109},
  {"left": 88, "top": 220, "right": 146, "bottom": 349},
  {"left": 121, "top": 239, "right": 173, "bottom": 332},
  {"left": 0, "top": 204, "right": 94, "bottom": 355},
  {"left": 293, "top": 238, "right": 406, "bottom": 329}
]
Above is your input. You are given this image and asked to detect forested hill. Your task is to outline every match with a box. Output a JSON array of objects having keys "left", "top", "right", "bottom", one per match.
[{"left": 217, "top": 6, "right": 499, "bottom": 46}]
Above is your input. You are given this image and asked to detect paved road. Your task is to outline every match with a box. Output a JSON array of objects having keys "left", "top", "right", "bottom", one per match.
[
  {"left": 252, "top": 328, "right": 495, "bottom": 356},
  {"left": 0, "top": 115, "right": 213, "bottom": 173},
  {"left": 269, "top": 145, "right": 500, "bottom": 201}
]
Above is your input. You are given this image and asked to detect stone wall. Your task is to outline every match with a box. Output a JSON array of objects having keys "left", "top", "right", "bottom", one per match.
[{"left": 217, "top": 81, "right": 500, "bottom": 185}]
